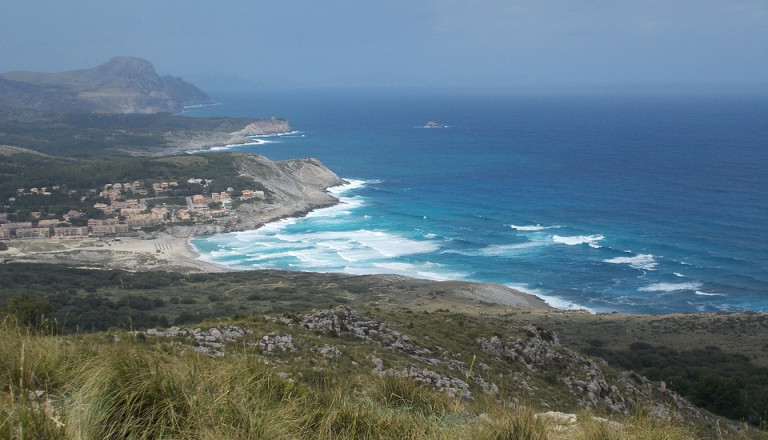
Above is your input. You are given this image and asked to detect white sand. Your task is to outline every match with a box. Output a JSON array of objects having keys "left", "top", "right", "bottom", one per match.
[{"left": 1, "top": 234, "right": 228, "bottom": 273}]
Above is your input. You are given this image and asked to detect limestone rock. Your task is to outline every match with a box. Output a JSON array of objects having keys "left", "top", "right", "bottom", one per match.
[{"left": 260, "top": 334, "right": 296, "bottom": 353}]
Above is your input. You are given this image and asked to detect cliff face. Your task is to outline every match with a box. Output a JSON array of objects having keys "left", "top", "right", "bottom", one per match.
[
  {"left": 228, "top": 155, "right": 346, "bottom": 231},
  {"left": 0, "top": 57, "right": 213, "bottom": 114}
]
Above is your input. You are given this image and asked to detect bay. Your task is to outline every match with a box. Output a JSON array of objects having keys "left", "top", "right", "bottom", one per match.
[{"left": 186, "top": 90, "right": 768, "bottom": 314}]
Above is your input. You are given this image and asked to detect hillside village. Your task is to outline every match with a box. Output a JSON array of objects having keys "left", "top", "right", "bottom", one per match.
[{"left": 0, "top": 177, "right": 266, "bottom": 240}]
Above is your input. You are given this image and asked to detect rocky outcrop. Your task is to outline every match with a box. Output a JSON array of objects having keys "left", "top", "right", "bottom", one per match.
[
  {"left": 477, "top": 324, "right": 709, "bottom": 422},
  {"left": 266, "top": 306, "right": 714, "bottom": 418},
  {"left": 219, "top": 118, "right": 293, "bottom": 147},
  {"left": 137, "top": 307, "right": 733, "bottom": 431},
  {"left": 230, "top": 118, "right": 293, "bottom": 137},
  {"left": 259, "top": 334, "right": 297, "bottom": 353},
  {"left": 139, "top": 325, "right": 253, "bottom": 357},
  {"left": 0, "top": 56, "right": 213, "bottom": 113}
]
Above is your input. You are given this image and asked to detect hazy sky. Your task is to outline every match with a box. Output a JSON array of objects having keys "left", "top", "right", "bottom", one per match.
[{"left": 2, "top": 0, "right": 766, "bottom": 92}]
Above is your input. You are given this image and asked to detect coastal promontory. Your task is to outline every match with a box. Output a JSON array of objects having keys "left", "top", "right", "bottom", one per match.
[
  {"left": 0, "top": 56, "right": 213, "bottom": 114},
  {"left": 0, "top": 57, "right": 292, "bottom": 157}
]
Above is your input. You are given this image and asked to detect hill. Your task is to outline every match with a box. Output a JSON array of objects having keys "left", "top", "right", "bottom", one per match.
[
  {"left": 0, "top": 111, "right": 292, "bottom": 157},
  {"left": 1, "top": 263, "right": 768, "bottom": 437},
  {"left": 0, "top": 56, "right": 213, "bottom": 114},
  {"left": 0, "top": 58, "right": 292, "bottom": 157},
  {"left": 2, "top": 269, "right": 766, "bottom": 439}
]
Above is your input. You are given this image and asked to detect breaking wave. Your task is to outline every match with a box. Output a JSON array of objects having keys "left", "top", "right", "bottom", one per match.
[
  {"left": 604, "top": 253, "right": 658, "bottom": 270},
  {"left": 638, "top": 282, "right": 703, "bottom": 292},
  {"left": 508, "top": 224, "right": 560, "bottom": 231},
  {"left": 553, "top": 234, "right": 605, "bottom": 248}
]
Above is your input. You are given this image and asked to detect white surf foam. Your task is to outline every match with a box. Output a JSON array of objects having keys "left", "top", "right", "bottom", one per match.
[
  {"left": 324, "top": 230, "right": 439, "bottom": 258},
  {"left": 638, "top": 282, "right": 703, "bottom": 292},
  {"left": 505, "top": 283, "right": 593, "bottom": 312},
  {"left": 258, "top": 130, "right": 303, "bottom": 138},
  {"left": 329, "top": 178, "right": 369, "bottom": 196},
  {"left": 552, "top": 234, "right": 605, "bottom": 248},
  {"left": 186, "top": 138, "right": 274, "bottom": 154},
  {"left": 508, "top": 224, "right": 560, "bottom": 231},
  {"left": 372, "top": 262, "right": 463, "bottom": 281},
  {"left": 339, "top": 261, "right": 465, "bottom": 281},
  {"left": 305, "top": 200, "right": 364, "bottom": 221},
  {"left": 198, "top": 177, "right": 451, "bottom": 273},
  {"left": 223, "top": 139, "right": 272, "bottom": 149},
  {"left": 480, "top": 242, "right": 549, "bottom": 256},
  {"left": 212, "top": 226, "right": 441, "bottom": 272},
  {"left": 603, "top": 253, "right": 658, "bottom": 270},
  {"left": 695, "top": 291, "right": 726, "bottom": 297}
]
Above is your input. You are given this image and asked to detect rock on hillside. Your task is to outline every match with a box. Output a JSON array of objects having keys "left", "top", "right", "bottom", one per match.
[
  {"left": 0, "top": 56, "right": 213, "bottom": 113},
  {"left": 138, "top": 306, "right": 723, "bottom": 431},
  {"left": 230, "top": 118, "right": 293, "bottom": 137}
]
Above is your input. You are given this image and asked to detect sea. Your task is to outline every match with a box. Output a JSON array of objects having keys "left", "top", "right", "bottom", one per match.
[{"left": 183, "top": 89, "right": 768, "bottom": 314}]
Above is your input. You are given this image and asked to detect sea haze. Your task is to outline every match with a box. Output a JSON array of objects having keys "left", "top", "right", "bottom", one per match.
[{"left": 186, "top": 90, "right": 768, "bottom": 314}]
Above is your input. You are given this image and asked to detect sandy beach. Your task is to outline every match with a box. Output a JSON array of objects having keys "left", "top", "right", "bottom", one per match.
[
  {"left": 0, "top": 234, "right": 558, "bottom": 310},
  {"left": 1, "top": 233, "right": 228, "bottom": 273}
]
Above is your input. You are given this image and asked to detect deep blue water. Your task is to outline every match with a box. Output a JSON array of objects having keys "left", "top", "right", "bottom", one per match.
[{"left": 185, "top": 90, "right": 768, "bottom": 314}]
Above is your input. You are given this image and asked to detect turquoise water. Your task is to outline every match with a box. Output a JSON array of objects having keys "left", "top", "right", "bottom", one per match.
[{"left": 187, "top": 90, "right": 768, "bottom": 314}]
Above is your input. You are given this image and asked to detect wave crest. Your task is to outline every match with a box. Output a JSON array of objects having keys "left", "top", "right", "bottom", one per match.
[
  {"left": 508, "top": 224, "right": 559, "bottom": 231},
  {"left": 604, "top": 254, "right": 658, "bottom": 270},
  {"left": 638, "top": 282, "right": 702, "bottom": 292},
  {"left": 553, "top": 234, "right": 605, "bottom": 248}
]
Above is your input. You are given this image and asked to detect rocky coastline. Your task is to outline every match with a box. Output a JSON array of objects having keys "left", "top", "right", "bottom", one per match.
[
  {"left": 0, "top": 159, "right": 554, "bottom": 310},
  {"left": 1, "top": 153, "right": 345, "bottom": 271},
  {"left": 162, "top": 118, "right": 294, "bottom": 154}
]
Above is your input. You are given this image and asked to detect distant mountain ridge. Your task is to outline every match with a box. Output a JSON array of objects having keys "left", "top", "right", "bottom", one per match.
[{"left": 0, "top": 56, "right": 214, "bottom": 114}]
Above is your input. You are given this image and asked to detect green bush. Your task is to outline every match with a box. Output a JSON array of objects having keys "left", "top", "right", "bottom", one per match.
[
  {"left": 588, "top": 342, "right": 768, "bottom": 426},
  {"left": 1, "top": 293, "right": 55, "bottom": 332}
]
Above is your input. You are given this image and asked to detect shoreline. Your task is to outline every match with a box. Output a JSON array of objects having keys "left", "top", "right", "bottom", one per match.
[
  {"left": 0, "top": 231, "right": 555, "bottom": 310},
  {"left": 184, "top": 130, "right": 304, "bottom": 154},
  {"left": 0, "top": 233, "right": 230, "bottom": 274},
  {"left": 0, "top": 177, "right": 349, "bottom": 275},
  {"left": 0, "top": 177, "right": 557, "bottom": 311}
]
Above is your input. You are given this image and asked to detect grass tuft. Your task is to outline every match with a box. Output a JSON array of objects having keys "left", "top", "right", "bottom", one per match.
[{"left": 1, "top": 315, "right": 763, "bottom": 439}]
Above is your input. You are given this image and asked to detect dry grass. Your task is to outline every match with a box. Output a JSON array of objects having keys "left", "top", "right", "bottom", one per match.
[{"left": 0, "top": 318, "right": 763, "bottom": 440}]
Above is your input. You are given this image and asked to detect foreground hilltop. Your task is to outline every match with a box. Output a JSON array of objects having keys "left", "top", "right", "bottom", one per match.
[
  {"left": 1, "top": 266, "right": 766, "bottom": 438},
  {"left": 0, "top": 56, "right": 213, "bottom": 113}
]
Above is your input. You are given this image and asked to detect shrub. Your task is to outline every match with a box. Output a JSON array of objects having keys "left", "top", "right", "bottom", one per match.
[{"left": 1, "top": 293, "right": 55, "bottom": 332}]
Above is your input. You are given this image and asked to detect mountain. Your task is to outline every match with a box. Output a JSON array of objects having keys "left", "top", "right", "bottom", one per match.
[{"left": 0, "top": 57, "right": 214, "bottom": 113}]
